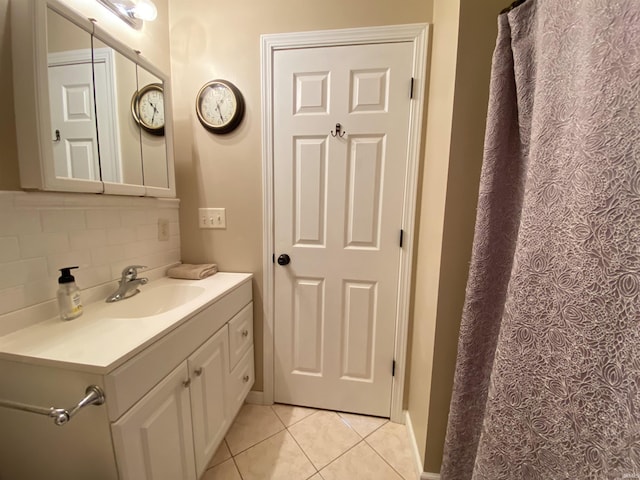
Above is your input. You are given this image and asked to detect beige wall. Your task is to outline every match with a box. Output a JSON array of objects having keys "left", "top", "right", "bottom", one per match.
[
  {"left": 407, "top": 0, "right": 506, "bottom": 473},
  {"left": 408, "top": 0, "right": 461, "bottom": 466},
  {"left": 169, "top": 0, "right": 433, "bottom": 392}
]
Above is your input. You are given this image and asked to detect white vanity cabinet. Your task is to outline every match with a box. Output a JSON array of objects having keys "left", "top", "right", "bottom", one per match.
[
  {"left": 0, "top": 273, "right": 254, "bottom": 480},
  {"left": 112, "top": 304, "right": 255, "bottom": 480}
]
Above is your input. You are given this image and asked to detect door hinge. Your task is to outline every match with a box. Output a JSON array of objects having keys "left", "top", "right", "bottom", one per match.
[
  {"left": 400, "top": 229, "right": 404, "bottom": 248},
  {"left": 410, "top": 77, "right": 415, "bottom": 99},
  {"left": 272, "top": 253, "right": 275, "bottom": 264},
  {"left": 392, "top": 360, "right": 396, "bottom": 377}
]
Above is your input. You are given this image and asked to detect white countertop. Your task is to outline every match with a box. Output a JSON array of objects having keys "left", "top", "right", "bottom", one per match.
[{"left": 0, "top": 273, "right": 252, "bottom": 374}]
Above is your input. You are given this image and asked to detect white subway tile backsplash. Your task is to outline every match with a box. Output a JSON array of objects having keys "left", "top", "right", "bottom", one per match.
[
  {"left": 74, "top": 264, "right": 112, "bottom": 289},
  {"left": 41, "top": 209, "right": 86, "bottom": 233},
  {"left": 0, "top": 237, "right": 20, "bottom": 263},
  {"left": 0, "top": 211, "right": 42, "bottom": 236},
  {"left": 107, "top": 227, "right": 137, "bottom": 245},
  {"left": 136, "top": 223, "right": 158, "bottom": 241},
  {"left": 85, "top": 210, "right": 121, "bottom": 229},
  {"left": 0, "top": 191, "right": 180, "bottom": 331},
  {"left": 69, "top": 229, "right": 108, "bottom": 251},
  {"left": 19, "top": 232, "right": 70, "bottom": 258},
  {"left": 0, "top": 258, "right": 49, "bottom": 290},
  {"left": 13, "top": 192, "right": 66, "bottom": 208},
  {"left": 90, "top": 245, "right": 127, "bottom": 266},
  {"left": 0, "top": 192, "right": 14, "bottom": 209},
  {"left": 121, "top": 209, "right": 157, "bottom": 226},
  {"left": 0, "top": 285, "right": 26, "bottom": 316},
  {"left": 47, "top": 250, "right": 92, "bottom": 276}
]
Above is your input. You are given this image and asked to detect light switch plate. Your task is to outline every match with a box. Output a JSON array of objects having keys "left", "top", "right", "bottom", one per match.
[{"left": 198, "top": 208, "right": 226, "bottom": 229}]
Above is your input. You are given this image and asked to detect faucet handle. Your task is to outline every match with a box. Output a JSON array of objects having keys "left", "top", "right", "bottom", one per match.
[{"left": 121, "top": 265, "right": 147, "bottom": 280}]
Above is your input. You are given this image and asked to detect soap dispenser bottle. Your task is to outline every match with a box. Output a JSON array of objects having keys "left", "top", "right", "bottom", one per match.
[{"left": 57, "top": 266, "right": 83, "bottom": 320}]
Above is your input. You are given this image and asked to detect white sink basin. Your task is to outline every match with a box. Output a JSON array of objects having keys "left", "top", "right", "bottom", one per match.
[{"left": 105, "top": 284, "right": 207, "bottom": 318}]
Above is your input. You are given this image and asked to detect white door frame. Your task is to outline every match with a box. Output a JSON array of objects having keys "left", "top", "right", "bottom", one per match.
[{"left": 260, "top": 23, "right": 429, "bottom": 423}]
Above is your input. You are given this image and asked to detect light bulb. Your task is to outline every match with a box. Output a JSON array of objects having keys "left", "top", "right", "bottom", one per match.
[{"left": 132, "top": 0, "right": 157, "bottom": 21}]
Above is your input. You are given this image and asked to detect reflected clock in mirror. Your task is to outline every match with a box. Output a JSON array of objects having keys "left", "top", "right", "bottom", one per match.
[
  {"left": 131, "top": 83, "right": 165, "bottom": 135},
  {"left": 137, "top": 66, "right": 169, "bottom": 189}
]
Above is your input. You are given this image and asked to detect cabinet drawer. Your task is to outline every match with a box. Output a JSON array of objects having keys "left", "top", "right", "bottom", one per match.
[
  {"left": 227, "top": 346, "right": 254, "bottom": 421},
  {"left": 228, "top": 303, "right": 253, "bottom": 371},
  {"left": 105, "top": 281, "right": 251, "bottom": 420}
]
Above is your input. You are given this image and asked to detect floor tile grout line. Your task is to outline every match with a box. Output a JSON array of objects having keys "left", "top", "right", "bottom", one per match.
[
  {"left": 363, "top": 437, "right": 409, "bottom": 480},
  {"left": 231, "top": 454, "right": 245, "bottom": 480},
  {"left": 268, "top": 404, "right": 288, "bottom": 430},
  {"left": 288, "top": 409, "right": 363, "bottom": 471},
  {"left": 228, "top": 425, "right": 287, "bottom": 457},
  {"left": 316, "top": 438, "right": 368, "bottom": 475},
  {"left": 285, "top": 423, "right": 321, "bottom": 476},
  {"left": 270, "top": 404, "right": 321, "bottom": 428}
]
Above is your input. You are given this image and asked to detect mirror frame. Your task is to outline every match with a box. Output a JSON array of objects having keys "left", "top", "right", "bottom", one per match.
[{"left": 10, "top": 0, "right": 176, "bottom": 197}]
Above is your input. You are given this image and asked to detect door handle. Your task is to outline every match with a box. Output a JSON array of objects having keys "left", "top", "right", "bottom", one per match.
[{"left": 277, "top": 254, "right": 290, "bottom": 266}]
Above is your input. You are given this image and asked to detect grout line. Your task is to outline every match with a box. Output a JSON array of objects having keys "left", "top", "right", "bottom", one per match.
[
  {"left": 231, "top": 454, "right": 245, "bottom": 480},
  {"left": 316, "top": 439, "right": 365, "bottom": 475},
  {"left": 364, "top": 437, "right": 407, "bottom": 480},
  {"left": 286, "top": 423, "right": 320, "bottom": 475},
  {"left": 271, "top": 403, "right": 320, "bottom": 427},
  {"left": 228, "top": 426, "right": 287, "bottom": 457}
]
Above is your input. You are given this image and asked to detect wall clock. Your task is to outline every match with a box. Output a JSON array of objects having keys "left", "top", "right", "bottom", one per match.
[
  {"left": 196, "top": 80, "right": 245, "bottom": 134},
  {"left": 131, "top": 83, "right": 165, "bottom": 136}
]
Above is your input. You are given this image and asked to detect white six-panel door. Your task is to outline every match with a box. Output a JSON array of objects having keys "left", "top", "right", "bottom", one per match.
[
  {"left": 48, "top": 62, "right": 101, "bottom": 181},
  {"left": 273, "top": 41, "right": 414, "bottom": 417}
]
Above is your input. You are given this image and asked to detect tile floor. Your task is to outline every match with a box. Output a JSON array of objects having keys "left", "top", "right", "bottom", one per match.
[{"left": 201, "top": 404, "right": 418, "bottom": 480}]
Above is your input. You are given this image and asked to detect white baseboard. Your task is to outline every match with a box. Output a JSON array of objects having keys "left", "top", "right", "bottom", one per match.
[
  {"left": 245, "top": 390, "right": 267, "bottom": 405},
  {"left": 421, "top": 473, "right": 440, "bottom": 480},
  {"left": 405, "top": 410, "right": 441, "bottom": 480}
]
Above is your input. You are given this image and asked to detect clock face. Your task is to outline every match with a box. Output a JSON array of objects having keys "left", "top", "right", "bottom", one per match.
[
  {"left": 132, "top": 84, "right": 165, "bottom": 135},
  {"left": 200, "top": 84, "right": 236, "bottom": 127},
  {"left": 196, "top": 80, "right": 244, "bottom": 134}
]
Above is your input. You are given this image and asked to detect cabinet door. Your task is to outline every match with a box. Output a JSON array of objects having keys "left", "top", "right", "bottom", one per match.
[
  {"left": 189, "top": 326, "right": 230, "bottom": 476},
  {"left": 111, "top": 362, "right": 196, "bottom": 480}
]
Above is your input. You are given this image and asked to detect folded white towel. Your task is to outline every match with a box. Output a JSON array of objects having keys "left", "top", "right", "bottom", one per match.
[{"left": 167, "top": 263, "right": 217, "bottom": 280}]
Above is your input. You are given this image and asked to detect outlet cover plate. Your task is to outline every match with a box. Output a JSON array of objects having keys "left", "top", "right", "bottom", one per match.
[
  {"left": 157, "top": 218, "right": 170, "bottom": 241},
  {"left": 199, "top": 208, "right": 226, "bottom": 229}
]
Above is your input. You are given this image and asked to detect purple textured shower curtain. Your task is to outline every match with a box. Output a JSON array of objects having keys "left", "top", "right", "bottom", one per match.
[{"left": 441, "top": 1, "right": 640, "bottom": 479}]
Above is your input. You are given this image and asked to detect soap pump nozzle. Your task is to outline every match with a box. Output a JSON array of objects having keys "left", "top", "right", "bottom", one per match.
[{"left": 58, "top": 266, "right": 79, "bottom": 284}]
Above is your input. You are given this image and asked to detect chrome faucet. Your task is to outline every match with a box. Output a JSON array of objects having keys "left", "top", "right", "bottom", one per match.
[{"left": 106, "top": 265, "right": 148, "bottom": 303}]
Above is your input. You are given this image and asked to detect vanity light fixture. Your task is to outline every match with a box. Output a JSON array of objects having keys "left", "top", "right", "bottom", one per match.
[{"left": 96, "top": 0, "right": 157, "bottom": 29}]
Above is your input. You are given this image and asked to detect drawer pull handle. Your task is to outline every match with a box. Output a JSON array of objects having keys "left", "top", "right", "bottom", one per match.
[
  {"left": 183, "top": 379, "right": 191, "bottom": 388},
  {"left": 194, "top": 367, "right": 203, "bottom": 376},
  {"left": 243, "top": 375, "right": 250, "bottom": 383},
  {"left": 241, "top": 329, "right": 249, "bottom": 337}
]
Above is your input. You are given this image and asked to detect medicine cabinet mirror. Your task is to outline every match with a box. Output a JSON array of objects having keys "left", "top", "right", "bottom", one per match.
[{"left": 11, "top": 0, "right": 175, "bottom": 197}]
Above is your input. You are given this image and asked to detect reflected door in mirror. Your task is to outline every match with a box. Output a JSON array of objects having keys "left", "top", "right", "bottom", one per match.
[{"left": 47, "top": 8, "right": 99, "bottom": 181}]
